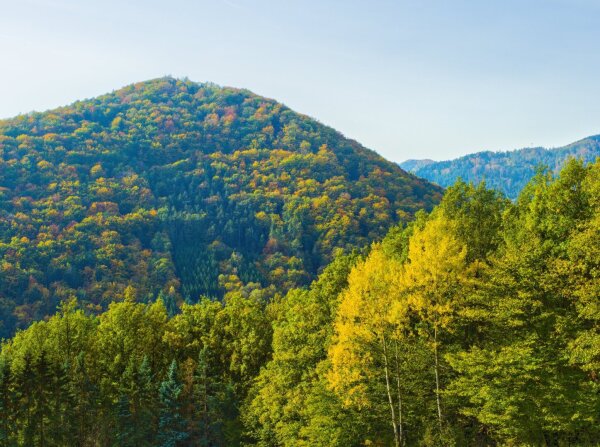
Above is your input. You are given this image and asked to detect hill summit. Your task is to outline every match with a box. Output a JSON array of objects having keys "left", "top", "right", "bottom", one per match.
[{"left": 0, "top": 77, "right": 442, "bottom": 336}]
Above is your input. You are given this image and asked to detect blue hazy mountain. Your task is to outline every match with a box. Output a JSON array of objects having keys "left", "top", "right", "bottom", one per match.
[{"left": 400, "top": 135, "right": 600, "bottom": 199}]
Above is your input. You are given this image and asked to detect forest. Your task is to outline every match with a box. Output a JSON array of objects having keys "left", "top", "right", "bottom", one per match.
[
  {"left": 0, "top": 77, "right": 441, "bottom": 338},
  {"left": 1, "top": 158, "right": 598, "bottom": 446},
  {"left": 400, "top": 135, "right": 600, "bottom": 199}
]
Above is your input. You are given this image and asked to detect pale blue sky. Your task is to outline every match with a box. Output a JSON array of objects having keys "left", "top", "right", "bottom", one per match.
[{"left": 1, "top": 0, "right": 600, "bottom": 161}]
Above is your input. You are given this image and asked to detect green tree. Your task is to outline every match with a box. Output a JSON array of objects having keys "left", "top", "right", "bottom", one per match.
[
  {"left": 158, "top": 360, "right": 188, "bottom": 447},
  {"left": 0, "top": 357, "right": 15, "bottom": 447},
  {"left": 243, "top": 253, "right": 361, "bottom": 447},
  {"left": 447, "top": 160, "right": 600, "bottom": 444},
  {"left": 117, "top": 355, "right": 157, "bottom": 446}
]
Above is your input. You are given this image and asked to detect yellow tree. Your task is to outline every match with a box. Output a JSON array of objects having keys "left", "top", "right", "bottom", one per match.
[
  {"left": 327, "top": 246, "right": 408, "bottom": 447},
  {"left": 400, "top": 213, "right": 467, "bottom": 431}
]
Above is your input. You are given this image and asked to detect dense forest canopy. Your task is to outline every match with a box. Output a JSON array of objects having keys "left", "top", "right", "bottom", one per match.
[
  {"left": 400, "top": 135, "right": 600, "bottom": 199},
  {"left": 1, "top": 159, "right": 599, "bottom": 446},
  {"left": 0, "top": 77, "right": 441, "bottom": 337}
]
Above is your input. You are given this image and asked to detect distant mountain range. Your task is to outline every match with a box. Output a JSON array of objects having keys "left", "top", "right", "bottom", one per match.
[{"left": 400, "top": 135, "right": 600, "bottom": 199}]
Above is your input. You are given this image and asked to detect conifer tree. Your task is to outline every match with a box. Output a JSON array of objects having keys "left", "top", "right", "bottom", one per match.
[
  {"left": 70, "top": 352, "right": 97, "bottom": 445},
  {"left": 195, "top": 347, "right": 213, "bottom": 446},
  {"left": 138, "top": 355, "right": 158, "bottom": 436},
  {"left": 158, "top": 360, "right": 188, "bottom": 447},
  {"left": 0, "top": 358, "right": 14, "bottom": 447},
  {"left": 32, "top": 351, "right": 53, "bottom": 447},
  {"left": 116, "top": 393, "right": 135, "bottom": 446},
  {"left": 47, "top": 360, "right": 77, "bottom": 445},
  {"left": 117, "top": 355, "right": 157, "bottom": 446}
]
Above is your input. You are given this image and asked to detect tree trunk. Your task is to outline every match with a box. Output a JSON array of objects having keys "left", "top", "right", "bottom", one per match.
[
  {"left": 394, "top": 339, "right": 404, "bottom": 446},
  {"left": 382, "top": 334, "right": 400, "bottom": 447},
  {"left": 434, "top": 325, "right": 442, "bottom": 432}
]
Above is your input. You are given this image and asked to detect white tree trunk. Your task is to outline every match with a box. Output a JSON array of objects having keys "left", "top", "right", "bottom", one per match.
[
  {"left": 434, "top": 325, "right": 442, "bottom": 431},
  {"left": 382, "top": 334, "right": 401, "bottom": 447}
]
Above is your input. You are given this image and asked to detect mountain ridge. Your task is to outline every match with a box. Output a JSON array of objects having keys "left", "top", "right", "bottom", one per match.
[{"left": 399, "top": 135, "right": 600, "bottom": 199}]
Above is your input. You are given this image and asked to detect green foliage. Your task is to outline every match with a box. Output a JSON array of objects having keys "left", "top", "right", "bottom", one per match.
[
  {"left": 0, "top": 77, "right": 441, "bottom": 337},
  {"left": 242, "top": 253, "right": 362, "bottom": 446},
  {"left": 0, "top": 293, "right": 274, "bottom": 446},
  {"left": 158, "top": 360, "right": 188, "bottom": 447},
  {"left": 247, "top": 163, "right": 600, "bottom": 446},
  {"left": 444, "top": 160, "right": 600, "bottom": 445},
  {"left": 2, "top": 86, "right": 600, "bottom": 446},
  {"left": 1, "top": 161, "right": 599, "bottom": 445}
]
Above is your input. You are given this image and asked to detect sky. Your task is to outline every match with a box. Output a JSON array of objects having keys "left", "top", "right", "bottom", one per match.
[{"left": 1, "top": 0, "right": 600, "bottom": 162}]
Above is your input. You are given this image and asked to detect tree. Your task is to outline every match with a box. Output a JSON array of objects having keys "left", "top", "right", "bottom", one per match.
[
  {"left": 328, "top": 247, "right": 409, "bottom": 447},
  {"left": 0, "top": 357, "right": 15, "bottom": 446},
  {"left": 243, "top": 253, "right": 361, "bottom": 447},
  {"left": 158, "top": 360, "right": 188, "bottom": 447},
  {"left": 565, "top": 161, "right": 600, "bottom": 378},
  {"left": 446, "top": 160, "right": 600, "bottom": 444},
  {"left": 117, "top": 355, "right": 157, "bottom": 446},
  {"left": 70, "top": 352, "right": 98, "bottom": 445},
  {"left": 400, "top": 212, "right": 468, "bottom": 438},
  {"left": 30, "top": 351, "right": 53, "bottom": 447}
]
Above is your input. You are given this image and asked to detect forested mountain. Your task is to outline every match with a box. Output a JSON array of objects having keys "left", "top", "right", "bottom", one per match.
[
  {"left": 1, "top": 159, "right": 598, "bottom": 446},
  {"left": 0, "top": 77, "right": 442, "bottom": 337},
  {"left": 400, "top": 135, "right": 600, "bottom": 199}
]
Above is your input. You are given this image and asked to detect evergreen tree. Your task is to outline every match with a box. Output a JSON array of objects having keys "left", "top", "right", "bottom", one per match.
[
  {"left": 192, "top": 346, "right": 240, "bottom": 446},
  {"left": 138, "top": 355, "right": 158, "bottom": 440},
  {"left": 116, "top": 393, "right": 135, "bottom": 446},
  {"left": 31, "top": 351, "right": 53, "bottom": 447},
  {"left": 47, "top": 360, "right": 77, "bottom": 445},
  {"left": 117, "top": 355, "right": 157, "bottom": 446},
  {"left": 195, "top": 347, "right": 214, "bottom": 446},
  {"left": 13, "top": 353, "right": 36, "bottom": 447},
  {"left": 0, "top": 358, "right": 15, "bottom": 447},
  {"left": 70, "top": 352, "right": 98, "bottom": 445},
  {"left": 158, "top": 360, "right": 188, "bottom": 447}
]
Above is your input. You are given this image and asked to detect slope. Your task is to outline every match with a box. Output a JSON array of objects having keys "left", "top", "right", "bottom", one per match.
[{"left": 0, "top": 77, "right": 442, "bottom": 336}]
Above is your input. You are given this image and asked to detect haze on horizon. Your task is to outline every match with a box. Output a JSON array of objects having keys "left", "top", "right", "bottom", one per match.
[{"left": 2, "top": 0, "right": 600, "bottom": 162}]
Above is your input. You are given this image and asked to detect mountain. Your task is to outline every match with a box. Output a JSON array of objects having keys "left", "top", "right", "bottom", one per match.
[
  {"left": 0, "top": 77, "right": 442, "bottom": 337},
  {"left": 399, "top": 135, "right": 600, "bottom": 199},
  {"left": 397, "top": 158, "right": 434, "bottom": 172}
]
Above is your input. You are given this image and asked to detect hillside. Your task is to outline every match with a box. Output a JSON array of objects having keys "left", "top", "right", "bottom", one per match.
[
  {"left": 0, "top": 77, "right": 442, "bottom": 337},
  {"left": 400, "top": 135, "right": 600, "bottom": 199},
  {"left": 2, "top": 160, "right": 598, "bottom": 445}
]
